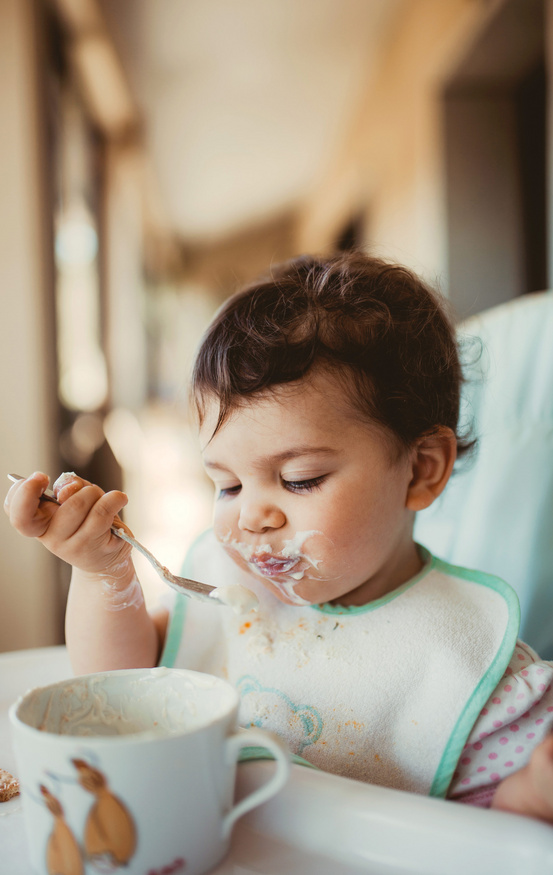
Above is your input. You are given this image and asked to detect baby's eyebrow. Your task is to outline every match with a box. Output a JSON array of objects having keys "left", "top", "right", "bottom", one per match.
[
  {"left": 203, "top": 460, "right": 232, "bottom": 472},
  {"left": 260, "top": 446, "right": 337, "bottom": 464},
  {"left": 203, "top": 446, "right": 337, "bottom": 471}
]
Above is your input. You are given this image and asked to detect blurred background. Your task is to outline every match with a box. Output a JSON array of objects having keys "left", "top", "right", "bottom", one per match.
[{"left": 0, "top": 0, "right": 549, "bottom": 652}]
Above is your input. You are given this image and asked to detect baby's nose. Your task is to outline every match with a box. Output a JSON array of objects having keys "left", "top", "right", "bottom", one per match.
[{"left": 238, "top": 501, "right": 286, "bottom": 533}]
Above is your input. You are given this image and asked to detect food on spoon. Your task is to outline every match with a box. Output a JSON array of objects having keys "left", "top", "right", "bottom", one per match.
[{"left": 210, "top": 584, "right": 259, "bottom": 614}]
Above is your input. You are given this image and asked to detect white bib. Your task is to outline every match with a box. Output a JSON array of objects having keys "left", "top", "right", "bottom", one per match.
[{"left": 162, "top": 532, "right": 519, "bottom": 796}]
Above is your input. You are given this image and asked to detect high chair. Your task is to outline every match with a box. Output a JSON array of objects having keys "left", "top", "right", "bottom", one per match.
[
  {"left": 415, "top": 291, "right": 553, "bottom": 658},
  {"left": 2, "top": 646, "right": 553, "bottom": 875}
]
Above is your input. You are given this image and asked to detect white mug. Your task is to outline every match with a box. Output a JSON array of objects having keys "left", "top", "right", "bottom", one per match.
[{"left": 9, "top": 667, "right": 290, "bottom": 875}]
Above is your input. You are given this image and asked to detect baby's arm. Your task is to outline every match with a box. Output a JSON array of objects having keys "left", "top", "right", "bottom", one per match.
[{"left": 5, "top": 472, "right": 165, "bottom": 674}]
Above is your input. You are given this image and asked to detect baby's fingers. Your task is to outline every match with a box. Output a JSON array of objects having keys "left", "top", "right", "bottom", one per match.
[
  {"left": 4, "top": 472, "right": 57, "bottom": 537},
  {"left": 52, "top": 473, "right": 131, "bottom": 532},
  {"left": 48, "top": 483, "right": 129, "bottom": 543},
  {"left": 87, "top": 489, "right": 130, "bottom": 537},
  {"left": 40, "top": 482, "right": 111, "bottom": 541},
  {"left": 53, "top": 471, "right": 89, "bottom": 503}
]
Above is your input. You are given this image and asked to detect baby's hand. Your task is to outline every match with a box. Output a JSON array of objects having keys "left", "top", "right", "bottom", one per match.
[
  {"left": 4, "top": 471, "right": 132, "bottom": 576},
  {"left": 492, "top": 733, "right": 553, "bottom": 822}
]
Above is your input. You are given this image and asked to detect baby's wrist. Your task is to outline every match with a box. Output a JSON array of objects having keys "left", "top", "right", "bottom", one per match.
[
  {"left": 76, "top": 557, "right": 135, "bottom": 588},
  {"left": 98, "top": 571, "right": 144, "bottom": 613},
  {"left": 74, "top": 561, "right": 145, "bottom": 612}
]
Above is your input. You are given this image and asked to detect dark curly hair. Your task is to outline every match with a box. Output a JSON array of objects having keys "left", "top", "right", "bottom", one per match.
[{"left": 192, "top": 252, "right": 473, "bottom": 458}]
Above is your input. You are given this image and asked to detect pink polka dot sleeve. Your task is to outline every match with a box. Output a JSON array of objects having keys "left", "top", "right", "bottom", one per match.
[{"left": 447, "top": 641, "right": 553, "bottom": 805}]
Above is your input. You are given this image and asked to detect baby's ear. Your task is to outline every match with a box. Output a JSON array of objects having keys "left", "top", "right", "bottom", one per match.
[{"left": 405, "top": 427, "right": 457, "bottom": 511}]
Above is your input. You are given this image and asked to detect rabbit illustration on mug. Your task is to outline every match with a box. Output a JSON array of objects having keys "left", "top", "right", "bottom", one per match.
[
  {"left": 71, "top": 759, "right": 137, "bottom": 868},
  {"left": 39, "top": 785, "right": 83, "bottom": 875},
  {"left": 36, "top": 757, "right": 137, "bottom": 874}
]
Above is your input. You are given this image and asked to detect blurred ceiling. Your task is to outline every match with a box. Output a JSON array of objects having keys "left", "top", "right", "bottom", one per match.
[{"left": 98, "top": 0, "right": 402, "bottom": 243}]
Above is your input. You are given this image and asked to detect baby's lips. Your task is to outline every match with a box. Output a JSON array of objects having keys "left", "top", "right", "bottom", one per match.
[{"left": 251, "top": 550, "right": 273, "bottom": 563}]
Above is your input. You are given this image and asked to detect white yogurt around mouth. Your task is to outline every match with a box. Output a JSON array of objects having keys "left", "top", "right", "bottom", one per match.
[{"left": 221, "top": 530, "right": 323, "bottom": 606}]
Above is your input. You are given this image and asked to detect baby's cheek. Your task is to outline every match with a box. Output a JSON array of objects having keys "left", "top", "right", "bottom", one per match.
[
  {"left": 212, "top": 523, "right": 247, "bottom": 569},
  {"left": 213, "top": 515, "right": 233, "bottom": 543},
  {"left": 296, "top": 530, "right": 339, "bottom": 573},
  {"left": 212, "top": 499, "right": 235, "bottom": 533}
]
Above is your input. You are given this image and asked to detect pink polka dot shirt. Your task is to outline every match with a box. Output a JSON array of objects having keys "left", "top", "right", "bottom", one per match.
[{"left": 448, "top": 641, "right": 553, "bottom": 806}]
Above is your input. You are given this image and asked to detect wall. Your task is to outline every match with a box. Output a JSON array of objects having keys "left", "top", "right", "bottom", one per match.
[
  {"left": 297, "top": 0, "right": 507, "bottom": 288},
  {"left": 0, "top": 0, "right": 61, "bottom": 650},
  {"left": 444, "top": 94, "right": 523, "bottom": 317}
]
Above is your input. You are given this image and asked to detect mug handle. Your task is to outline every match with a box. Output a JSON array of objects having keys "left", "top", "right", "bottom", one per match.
[{"left": 221, "top": 728, "right": 291, "bottom": 838}]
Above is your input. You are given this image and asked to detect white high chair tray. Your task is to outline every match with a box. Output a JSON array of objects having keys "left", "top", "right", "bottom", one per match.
[{"left": 1, "top": 646, "right": 552, "bottom": 875}]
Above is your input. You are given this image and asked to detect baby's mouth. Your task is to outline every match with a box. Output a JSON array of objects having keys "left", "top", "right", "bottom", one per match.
[{"left": 248, "top": 553, "right": 301, "bottom": 578}]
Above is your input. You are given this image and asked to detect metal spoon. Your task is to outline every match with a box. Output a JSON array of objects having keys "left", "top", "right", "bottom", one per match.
[{"left": 7, "top": 474, "right": 222, "bottom": 605}]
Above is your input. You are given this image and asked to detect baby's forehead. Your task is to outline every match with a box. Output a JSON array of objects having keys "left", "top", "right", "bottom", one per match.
[
  {"left": 199, "top": 373, "right": 388, "bottom": 455},
  {"left": 202, "top": 371, "right": 351, "bottom": 423}
]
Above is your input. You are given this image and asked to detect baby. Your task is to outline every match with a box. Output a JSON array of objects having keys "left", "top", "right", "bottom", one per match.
[{"left": 6, "top": 252, "right": 553, "bottom": 821}]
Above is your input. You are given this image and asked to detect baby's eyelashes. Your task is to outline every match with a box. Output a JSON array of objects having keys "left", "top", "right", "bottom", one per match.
[
  {"left": 281, "top": 475, "right": 327, "bottom": 493},
  {"left": 217, "top": 474, "right": 329, "bottom": 499},
  {"left": 218, "top": 484, "right": 242, "bottom": 498}
]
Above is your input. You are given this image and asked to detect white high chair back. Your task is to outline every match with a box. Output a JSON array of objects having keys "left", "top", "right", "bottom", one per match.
[{"left": 414, "top": 291, "right": 553, "bottom": 658}]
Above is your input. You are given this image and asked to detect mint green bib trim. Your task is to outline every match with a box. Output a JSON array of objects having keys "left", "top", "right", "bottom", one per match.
[
  {"left": 312, "top": 546, "right": 434, "bottom": 616},
  {"left": 238, "top": 746, "right": 319, "bottom": 770},
  {"left": 428, "top": 557, "right": 520, "bottom": 798},
  {"left": 158, "top": 594, "right": 187, "bottom": 667}
]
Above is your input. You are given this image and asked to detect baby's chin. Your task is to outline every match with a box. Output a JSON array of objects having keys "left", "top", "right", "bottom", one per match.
[
  {"left": 252, "top": 570, "right": 315, "bottom": 606},
  {"left": 262, "top": 580, "right": 313, "bottom": 606}
]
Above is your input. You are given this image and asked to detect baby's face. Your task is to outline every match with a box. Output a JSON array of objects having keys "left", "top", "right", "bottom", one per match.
[{"left": 200, "top": 371, "right": 422, "bottom": 607}]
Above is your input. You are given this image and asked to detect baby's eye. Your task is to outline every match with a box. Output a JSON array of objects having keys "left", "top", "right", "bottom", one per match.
[
  {"left": 218, "top": 484, "right": 241, "bottom": 498},
  {"left": 282, "top": 475, "right": 327, "bottom": 494}
]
